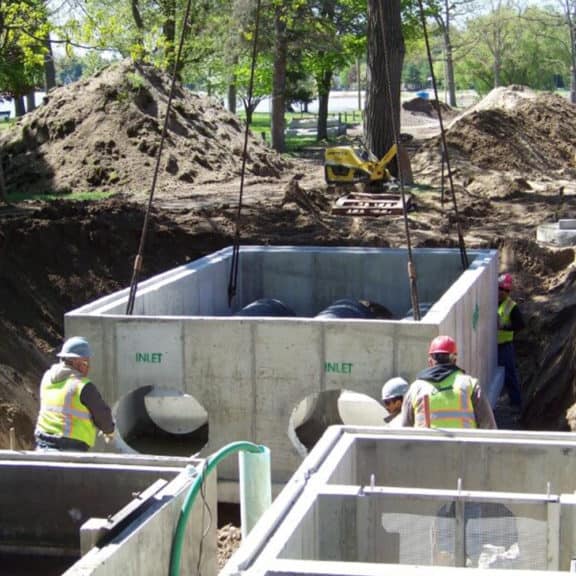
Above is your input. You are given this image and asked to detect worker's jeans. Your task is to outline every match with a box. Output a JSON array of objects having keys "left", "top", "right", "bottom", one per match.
[
  {"left": 35, "top": 432, "right": 89, "bottom": 452},
  {"left": 498, "top": 342, "right": 522, "bottom": 409}
]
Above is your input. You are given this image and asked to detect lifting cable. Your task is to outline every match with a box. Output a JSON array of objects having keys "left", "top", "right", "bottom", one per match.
[
  {"left": 375, "top": 0, "right": 421, "bottom": 320},
  {"left": 125, "top": 0, "right": 195, "bottom": 315},
  {"left": 415, "top": 0, "right": 469, "bottom": 270},
  {"left": 227, "top": 0, "right": 263, "bottom": 308}
]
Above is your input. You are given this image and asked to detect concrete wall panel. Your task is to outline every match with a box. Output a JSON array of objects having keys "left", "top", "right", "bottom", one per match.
[
  {"left": 66, "top": 466, "right": 217, "bottom": 576},
  {"left": 258, "top": 250, "right": 316, "bottom": 315},
  {"left": 342, "top": 434, "right": 576, "bottom": 495},
  {"left": 322, "top": 322, "right": 395, "bottom": 394},
  {"left": 117, "top": 320, "right": 184, "bottom": 390}
]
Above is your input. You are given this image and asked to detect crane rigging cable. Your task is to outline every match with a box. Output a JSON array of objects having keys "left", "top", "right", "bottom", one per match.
[
  {"left": 415, "top": 0, "right": 469, "bottom": 270},
  {"left": 125, "top": 0, "right": 196, "bottom": 315},
  {"left": 227, "top": 0, "right": 263, "bottom": 308},
  {"left": 374, "top": 0, "right": 421, "bottom": 320}
]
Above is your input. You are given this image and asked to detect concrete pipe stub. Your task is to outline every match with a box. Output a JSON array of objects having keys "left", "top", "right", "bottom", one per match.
[{"left": 537, "top": 220, "right": 576, "bottom": 246}]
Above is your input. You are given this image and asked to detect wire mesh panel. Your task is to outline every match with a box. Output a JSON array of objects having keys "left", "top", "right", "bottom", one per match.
[
  {"left": 379, "top": 495, "right": 549, "bottom": 570},
  {"left": 379, "top": 497, "right": 455, "bottom": 565},
  {"left": 276, "top": 488, "right": 553, "bottom": 569}
]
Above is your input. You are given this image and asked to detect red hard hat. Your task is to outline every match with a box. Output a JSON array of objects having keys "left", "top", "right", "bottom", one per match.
[
  {"left": 499, "top": 273, "right": 513, "bottom": 291},
  {"left": 428, "top": 335, "right": 457, "bottom": 355}
]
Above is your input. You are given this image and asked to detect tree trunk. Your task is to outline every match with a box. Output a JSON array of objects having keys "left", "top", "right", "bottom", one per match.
[
  {"left": 130, "top": 0, "right": 146, "bottom": 59},
  {"left": 571, "top": 63, "right": 576, "bottom": 104},
  {"left": 244, "top": 100, "right": 257, "bottom": 125},
  {"left": 365, "top": 0, "right": 405, "bottom": 158},
  {"left": 25, "top": 92, "right": 36, "bottom": 113},
  {"left": 316, "top": 69, "right": 332, "bottom": 141},
  {"left": 570, "top": 15, "right": 576, "bottom": 103},
  {"left": 441, "top": 7, "right": 457, "bottom": 107},
  {"left": 356, "top": 58, "right": 362, "bottom": 110},
  {"left": 44, "top": 37, "right": 56, "bottom": 90},
  {"left": 444, "top": 39, "right": 457, "bottom": 107},
  {"left": 441, "top": 0, "right": 457, "bottom": 107},
  {"left": 271, "top": 5, "right": 287, "bottom": 152},
  {"left": 227, "top": 79, "right": 237, "bottom": 114},
  {"left": 14, "top": 96, "right": 26, "bottom": 118},
  {"left": 161, "top": 0, "right": 176, "bottom": 73}
]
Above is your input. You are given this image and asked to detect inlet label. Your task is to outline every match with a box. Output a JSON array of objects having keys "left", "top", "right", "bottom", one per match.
[
  {"left": 325, "top": 362, "right": 353, "bottom": 374},
  {"left": 136, "top": 352, "right": 163, "bottom": 363}
]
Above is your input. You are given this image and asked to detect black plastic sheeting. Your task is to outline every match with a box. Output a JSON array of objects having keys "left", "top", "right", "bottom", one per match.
[
  {"left": 316, "top": 298, "right": 394, "bottom": 319},
  {"left": 235, "top": 298, "right": 297, "bottom": 317}
]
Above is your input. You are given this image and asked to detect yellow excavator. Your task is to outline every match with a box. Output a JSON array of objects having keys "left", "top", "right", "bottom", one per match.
[{"left": 324, "top": 142, "right": 398, "bottom": 187}]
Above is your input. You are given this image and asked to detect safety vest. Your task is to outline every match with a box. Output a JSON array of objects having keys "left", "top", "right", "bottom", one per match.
[
  {"left": 498, "top": 297, "right": 516, "bottom": 344},
  {"left": 36, "top": 372, "right": 97, "bottom": 447},
  {"left": 412, "top": 371, "right": 477, "bottom": 429}
]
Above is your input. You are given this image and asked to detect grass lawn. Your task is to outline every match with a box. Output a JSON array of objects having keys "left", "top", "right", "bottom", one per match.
[
  {"left": 243, "top": 111, "right": 362, "bottom": 153},
  {"left": 0, "top": 120, "right": 15, "bottom": 131}
]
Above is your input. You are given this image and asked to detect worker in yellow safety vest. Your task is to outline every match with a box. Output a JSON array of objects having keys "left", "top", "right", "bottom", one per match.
[
  {"left": 35, "top": 336, "right": 115, "bottom": 452},
  {"left": 400, "top": 335, "right": 497, "bottom": 429},
  {"left": 497, "top": 273, "right": 524, "bottom": 410}
]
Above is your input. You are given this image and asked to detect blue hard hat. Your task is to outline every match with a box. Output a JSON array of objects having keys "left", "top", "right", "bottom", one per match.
[
  {"left": 381, "top": 377, "right": 409, "bottom": 401},
  {"left": 57, "top": 336, "right": 92, "bottom": 359}
]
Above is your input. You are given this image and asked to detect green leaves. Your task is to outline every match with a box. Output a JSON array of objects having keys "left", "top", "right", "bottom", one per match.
[{"left": 0, "top": 0, "right": 50, "bottom": 96}]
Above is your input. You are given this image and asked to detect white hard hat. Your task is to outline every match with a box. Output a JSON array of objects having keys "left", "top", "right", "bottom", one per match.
[
  {"left": 57, "top": 336, "right": 92, "bottom": 359},
  {"left": 381, "top": 377, "right": 409, "bottom": 401}
]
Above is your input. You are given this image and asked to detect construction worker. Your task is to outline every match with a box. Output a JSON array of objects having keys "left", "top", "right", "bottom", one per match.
[
  {"left": 381, "top": 376, "right": 409, "bottom": 427},
  {"left": 35, "top": 336, "right": 115, "bottom": 452},
  {"left": 497, "top": 273, "right": 524, "bottom": 410},
  {"left": 400, "top": 335, "right": 497, "bottom": 429}
]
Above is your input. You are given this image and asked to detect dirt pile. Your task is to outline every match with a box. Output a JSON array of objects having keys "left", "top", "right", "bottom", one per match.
[
  {"left": 402, "top": 97, "right": 457, "bottom": 120},
  {"left": 521, "top": 264, "right": 576, "bottom": 430},
  {"left": 218, "top": 524, "right": 242, "bottom": 568},
  {"left": 0, "top": 60, "right": 288, "bottom": 198},
  {"left": 435, "top": 86, "right": 576, "bottom": 174}
]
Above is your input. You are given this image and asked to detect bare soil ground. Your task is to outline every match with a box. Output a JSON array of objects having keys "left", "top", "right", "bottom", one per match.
[{"left": 2, "top": 62, "right": 576, "bottom": 563}]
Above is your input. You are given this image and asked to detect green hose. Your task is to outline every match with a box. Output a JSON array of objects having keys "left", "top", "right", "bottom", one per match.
[{"left": 169, "top": 441, "right": 266, "bottom": 576}]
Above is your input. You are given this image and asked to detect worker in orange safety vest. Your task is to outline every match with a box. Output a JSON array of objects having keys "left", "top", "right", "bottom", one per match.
[{"left": 400, "top": 335, "right": 497, "bottom": 429}]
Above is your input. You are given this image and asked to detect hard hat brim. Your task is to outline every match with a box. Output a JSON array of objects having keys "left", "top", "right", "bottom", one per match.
[{"left": 57, "top": 352, "right": 85, "bottom": 358}]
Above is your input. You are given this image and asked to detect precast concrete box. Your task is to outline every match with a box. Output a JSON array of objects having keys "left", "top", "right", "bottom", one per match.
[
  {"left": 65, "top": 246, "right": 499, "bottom": 492},
  {"left": 0, "top": 451, "right": 217, "bottom": 576},
  {"left": 222, "top": 427, "right": 576, "bottom": 576}
]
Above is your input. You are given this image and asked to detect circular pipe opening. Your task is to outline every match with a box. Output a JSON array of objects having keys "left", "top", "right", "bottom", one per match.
[
  {"left": 114, "top": 386, "right": 209, "bottom": 456},
  {"left": 288, "top": 390, "right": 385, "bottom": 455}
]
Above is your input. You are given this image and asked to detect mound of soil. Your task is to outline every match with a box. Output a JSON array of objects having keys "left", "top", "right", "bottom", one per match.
[
  {"left": 403, "top": 97, "right": 456, "bottom": 119},
  {"left": 521, "top": 267, "right": 576, "bottom": 430},
  {"left": 440, "top": 88, "right": 576, "bottom": 174},
  {"left": 0, "top": 60, "right": 288, "bottom": 197}
]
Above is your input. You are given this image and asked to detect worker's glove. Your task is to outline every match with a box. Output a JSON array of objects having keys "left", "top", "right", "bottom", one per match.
[{"left": 98, "top": 431, "right": 114, "bottom": 444}]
